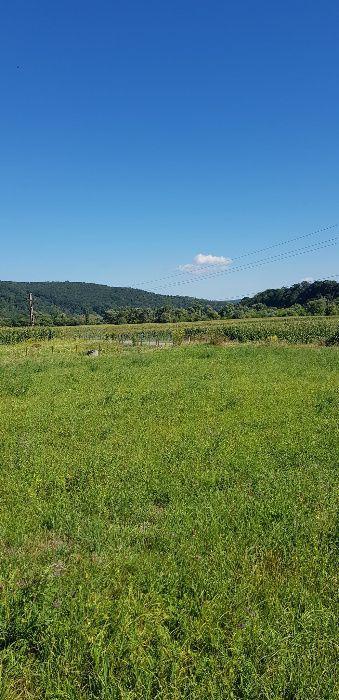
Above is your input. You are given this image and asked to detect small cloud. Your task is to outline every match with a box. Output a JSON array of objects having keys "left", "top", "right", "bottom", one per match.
[
  {"left": 301, "top": 276, "right": 314, "bottom": 283},
  {"left": 179, "top": 253, "right": 232, "bottom": 274}
]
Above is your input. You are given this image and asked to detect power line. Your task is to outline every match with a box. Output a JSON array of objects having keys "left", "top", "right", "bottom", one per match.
[
  {"left": 155, "top": 237, "right": 339, "bottom": 290},
  {"left": 152, "top": 235, "right": 339, "bottom": 291},
  {"left": 132, "top": 223, "right": 338, "bottom": 288}
]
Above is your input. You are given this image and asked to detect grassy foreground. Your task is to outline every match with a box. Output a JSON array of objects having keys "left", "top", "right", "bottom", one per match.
[{"left": 0, "top": 343, "right": 338, "bottom": 699}]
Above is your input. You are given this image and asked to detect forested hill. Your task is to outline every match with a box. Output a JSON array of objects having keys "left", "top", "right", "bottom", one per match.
[
  {"left": 0, "top": 279, "right": 338, "bottom": 325},
  {"left": 0, "top": 281, "right": 222, "bottom": 323},
  {"left": 240, "top": 280, "right": 339, "bottom": 308}
]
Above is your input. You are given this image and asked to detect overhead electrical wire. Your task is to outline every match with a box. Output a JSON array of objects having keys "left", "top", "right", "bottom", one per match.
[
  {"left": 155, "top": 236, "right": 339, "bottom": 290},
  {"left": 131, "top": 223, "right": 338, "bottom": 288},
  {"left": 151, "top": 235, "right": 339, "bottom": 291}
]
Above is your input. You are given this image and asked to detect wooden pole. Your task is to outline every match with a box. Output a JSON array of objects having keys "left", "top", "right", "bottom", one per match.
[{"left": 28, "top": 292, "right": 35, "bottom": 327}]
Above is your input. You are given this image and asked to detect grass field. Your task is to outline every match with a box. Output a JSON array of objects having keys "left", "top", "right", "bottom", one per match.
[{"left": 0, "top": 341, "right": 338, "bottom": 699}]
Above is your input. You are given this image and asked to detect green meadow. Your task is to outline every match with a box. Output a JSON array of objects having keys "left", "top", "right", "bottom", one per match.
[{"left": 0, "top": 341, "right": 338, "bottom": 699}]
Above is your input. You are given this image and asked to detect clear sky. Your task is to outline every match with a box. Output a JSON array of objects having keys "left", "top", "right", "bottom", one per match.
[{"left": 1, "top": 0, "right": 338, "bottom": 299}]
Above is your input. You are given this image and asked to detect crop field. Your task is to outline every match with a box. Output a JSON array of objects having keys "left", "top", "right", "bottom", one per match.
[
  {"left": 0, "top": 315, "right": 338, "bottom": 347},
  {"left": 0, "top": 341, "right": 338, "bottom": 699}
]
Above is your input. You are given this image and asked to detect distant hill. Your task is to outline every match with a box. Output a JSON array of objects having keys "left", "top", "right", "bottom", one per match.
[
  {"left": 0, "top": 279, "right": 338, "bottom": 325},
  {"left": 240, "top": 280, "right": 339, "bottom": 308},
  {"left": 0, "top": 281, "right": 225, "bottom": 323}
]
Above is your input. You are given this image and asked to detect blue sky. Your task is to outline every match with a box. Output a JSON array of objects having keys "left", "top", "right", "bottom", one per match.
[{"left": 1, "top": 0, "right": 338, "bottom": 299}]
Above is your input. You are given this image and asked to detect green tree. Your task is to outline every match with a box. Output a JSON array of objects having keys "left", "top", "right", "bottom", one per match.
[{"left": 306, "top": 298, "right": 327, "bottom": 315}]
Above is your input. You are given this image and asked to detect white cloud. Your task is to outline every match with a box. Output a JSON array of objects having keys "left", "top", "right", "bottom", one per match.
[
  {"left": 301, "top": 276, "right": 314, "bottom": 283},
  {"left": 179, "top": 253, "right": 232, "bottom": 274}
]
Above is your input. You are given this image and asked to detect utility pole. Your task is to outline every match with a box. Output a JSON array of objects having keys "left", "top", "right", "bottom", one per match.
[{"left": 28, "top": 292, "right": 35, "bottom": 326}]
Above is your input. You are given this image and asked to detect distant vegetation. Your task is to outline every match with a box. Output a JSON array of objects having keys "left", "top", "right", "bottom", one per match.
[
  {"left": 0, "top": 279, "right": 338, "bottom": 326},
  {"left": 241, "top": 279, "right": 339, "bottom": 308},
  {"left": 0, "top": 281, "right": 222, "bottom": 326}
]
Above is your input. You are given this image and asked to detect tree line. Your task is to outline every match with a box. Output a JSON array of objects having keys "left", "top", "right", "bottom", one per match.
[{"left": 2, "top": 297, "right": 338, "bottom": 327}]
